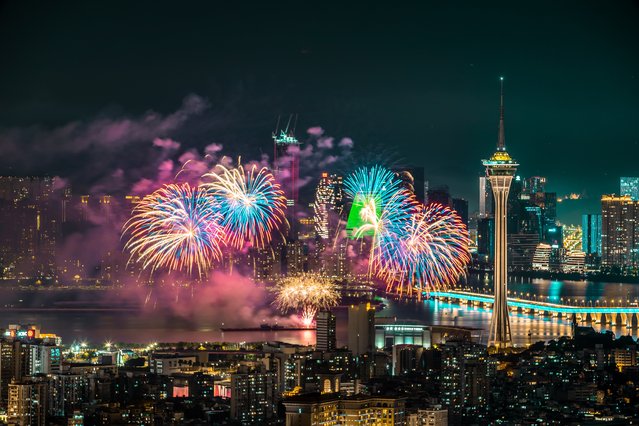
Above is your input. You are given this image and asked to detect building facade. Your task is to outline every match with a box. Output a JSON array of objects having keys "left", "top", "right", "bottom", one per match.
[
  {"left": 582, "top": 214, "right": 602, "bottom": 255},
  {"left": 7, "top": 379, "right": 48, "bottom": 426},
  {"left": 347, "top": 304, "right": 375, "bottom": 357},
  {"left": 230, "top": 366, "right": 278, "bottom": 424},
  {"left": 620, "top": 177, "right": 639, "bottom": 201},
  {"left": 601, "top": 195, "right": 639, "bottom": 269},
  {"left": 316, "top": 310, "right": 337, "bottom": 352}
]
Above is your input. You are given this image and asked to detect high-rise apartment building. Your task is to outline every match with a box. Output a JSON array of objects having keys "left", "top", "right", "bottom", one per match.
[
  {"left": 620, "top": 177, "right": 639, "bottom": 201},
  {"left": 0, "top": 340, "right": 20, "bottom": 406},
  {"left": 252, "top": 245, "right": 283, "bottom": 281},
  {"left": 7, "top": 379, "right": 48, "bottom": 426},
  {"left": 230, "top": 365, "right": 277, "bottom": 424},
  {"left": 601, "top": 195, "right": 639, "bottom": 269},
  {"left": 316, "top": 310, "right": 337, "bottom": 352},
  {"left": 440, "top": 340, "right": 490, "bottom": 426},
  {"left": 320, "top": 242, "right": 349, "bottom": 279},
  {"left": 285, "top": 241, "right": 307, "bottom": 274},
  {"left": 392, "top": 344, "right": 425, "bottom": 376},
  {"left": 48, "top": 373, "right": 89, "bottom": 417}
]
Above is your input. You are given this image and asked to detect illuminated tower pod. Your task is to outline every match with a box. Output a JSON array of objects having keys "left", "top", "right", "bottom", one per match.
[{"left": 482, "top": 77, "right": 518, "bottom": 350}]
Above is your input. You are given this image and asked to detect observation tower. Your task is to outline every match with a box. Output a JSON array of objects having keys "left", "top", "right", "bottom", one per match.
[{"left": 482, "top": 77, "right": 518, "bottom": 350}]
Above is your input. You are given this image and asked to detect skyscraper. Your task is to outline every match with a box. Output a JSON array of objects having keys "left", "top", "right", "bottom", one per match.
[
  {"left": 348, "top": 303, "right": 375, "bottom": 357},
  {"left": 542, "top": 192, "right": 558, "bottom": 242},
  {"left": 313, "top": 173, "right": 344, "bottom": 241},
  {"left": 620, "top": 177, "right": 639, "bottom": 201},
  {"left": 452, "top": 198, "right": 469, "bottom": 226},
  {"left": 582, "top": 214, "right": 602, "bottom": 255},
  {"left": 0, "top": 177, "right": 57, "bottom": 279},
  {"left": 273, "top": 117, "right": 300, "bottom": 238},
  {"left": 316, "top": 310, "right": 337, "bottom": 352},
  {"left": 524, "top": 176, "right": 546, "bottom": 195},
  {"left": 482, "top": 77, "right": 518, "bottom": 350},
  {"left": 393, "top": 166, "right": 425, "bottom": 203},
  {"left": 476, "top": 217, "right": 494, "bottom": 263},
  {"left": 426, "top": 186, "right": 452, "bottom": 208},
  {"left": 478, "top": 176, "right": 492, "bottom": 218},
  {"left": 601, "top": 195, "right": 639, "bottom": 269}
]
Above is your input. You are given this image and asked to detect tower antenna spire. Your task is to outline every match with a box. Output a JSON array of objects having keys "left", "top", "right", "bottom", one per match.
[{"left": 498, "top": 76, "right": 505, "bottom": 151}]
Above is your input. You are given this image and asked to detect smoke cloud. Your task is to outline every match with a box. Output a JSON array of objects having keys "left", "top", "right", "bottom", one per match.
[{"left": 0, "top": 95, "right": 357, "bottom": 328}]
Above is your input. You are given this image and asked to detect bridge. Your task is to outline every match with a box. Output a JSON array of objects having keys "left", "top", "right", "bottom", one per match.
[{"left": 430, "top": 290, "right": 639, "bottom": 328}]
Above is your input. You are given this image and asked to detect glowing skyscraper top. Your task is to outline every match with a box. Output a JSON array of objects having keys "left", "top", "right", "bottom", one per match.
[{"left": 482, "top": 77, "right": 518, "bottom": 350}]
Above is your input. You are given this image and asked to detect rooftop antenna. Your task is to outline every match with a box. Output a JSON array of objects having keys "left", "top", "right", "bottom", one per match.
[{"left": 498, "top": 76, "right": 505, "bottom": 151}]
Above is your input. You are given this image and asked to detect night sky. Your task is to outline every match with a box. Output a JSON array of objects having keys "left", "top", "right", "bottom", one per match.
[{"left": 1, "top": 1, "right": 638, "bottom": 223}]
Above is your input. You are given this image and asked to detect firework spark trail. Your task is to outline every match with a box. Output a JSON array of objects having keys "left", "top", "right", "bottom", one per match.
[
  {"left": 202, "top": 162, "right": 287, "bottom": 249},
  {"left": 344, "top": 165, "right": 416, "bottom": 276},
  {"left": 344, "top": 165, "right": 404, "bottom": 209},
  {"left": 271, "top": 274, "right": 340, "bottom": 326},
  {"left": 123, "top": 183, "right": 226, "bottom": 276},
  {"left": 377, "top": 203, "right": 471, "bottom": 297}
]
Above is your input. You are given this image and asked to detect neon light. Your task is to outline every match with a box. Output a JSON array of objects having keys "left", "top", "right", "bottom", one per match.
[{"left": 430, "top": 291, "right": 639, "bottom": 314}]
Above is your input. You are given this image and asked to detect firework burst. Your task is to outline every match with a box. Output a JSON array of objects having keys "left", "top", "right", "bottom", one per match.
[
  {"left": 271, "top": 274, "right": 340, "bottom": 326},
  {"left": 202, "top": 162, "right": 287, "bottom": 249},
  {"left": 123, "top": 183, "right": 226, "bottom": 276},
  {"left": 344, "top": 165, "right": 405, "bottom": 210},
  {"left": 377, "top": 203, "right": 471, "bottom": 296},
  {"left": 344, "top": 165, "right": 416, "bottom": 274}
]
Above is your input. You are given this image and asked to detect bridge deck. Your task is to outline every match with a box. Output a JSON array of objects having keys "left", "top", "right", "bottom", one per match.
[{"left": 430, "top": 290, "right": 639, "bottom": 314}]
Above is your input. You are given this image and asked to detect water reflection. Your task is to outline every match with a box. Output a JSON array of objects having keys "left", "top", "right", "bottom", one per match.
[
  {"left": 0, "top": 276, "right": 638, "bottom": 347},
  {"left": 378, "top": 275, "right": 639, "bottom": 346}
]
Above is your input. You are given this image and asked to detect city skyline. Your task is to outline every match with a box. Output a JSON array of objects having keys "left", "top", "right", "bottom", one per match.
[
  {"left": 2, "top": 3, "right": 639, "bottom": 424},
  {"left": 0, "top": 2, "right": 638, "bottom": 222}
]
